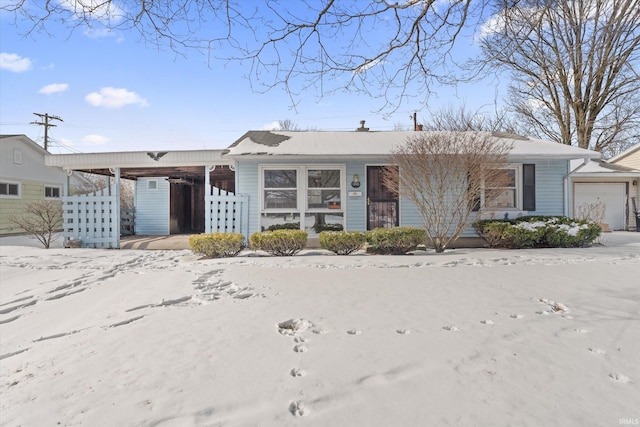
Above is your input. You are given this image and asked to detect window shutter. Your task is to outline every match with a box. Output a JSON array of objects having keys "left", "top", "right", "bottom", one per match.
[{"left": 523, "top": 164, "right": 536, "bottom": 211}]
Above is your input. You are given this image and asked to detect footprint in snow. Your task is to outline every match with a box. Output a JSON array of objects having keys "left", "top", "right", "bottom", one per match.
[
  {"left": 289, "top": 401, "right": 308, "bottom": 416},
  {"left": 481, "top": 320, "right": 495, "bottom": 325},
  {"left": 312, "top": 328, "right": 328, "bottom": 335},
  {"left": 609, "top": 373, "right": 631, "bottom": 383},
  {"left": 290, "top": 368, "right": 306, "bottom": 377},
  {"left": 574, "top": 329, "right": 588, "bottom": 334},
  {"left": 293, "top": 344, "right": 308, "bottom": 353},
  {"left": 396, "top": 329, "right": 411, "bottom": 334},
  {"left": 347, "top": 329, "right": 362, "bottom": 335},
  {"left": 589, "top": 348, "right": 606, "bottom": 355},
  {"left": 511, "top": 314, "right": 524, "bottom": 319},
  {"left": 442, "top": 326, "right": 460, "bottom": 331}
]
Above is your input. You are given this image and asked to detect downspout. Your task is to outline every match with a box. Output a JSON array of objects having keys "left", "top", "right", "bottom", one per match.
[{"left": 564, "top": 158, "right": 589, "bottom": 217}]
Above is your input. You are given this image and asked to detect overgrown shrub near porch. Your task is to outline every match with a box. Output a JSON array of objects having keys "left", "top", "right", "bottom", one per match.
[
  {"left": 365, "top": 227, "right": 426, "bottom": 255},
  {"left": 267, "top": 222, "right": 300, "bottom": 231},
  {"left": 473, "top": 216, "right": 601, "bottom": 248},
  {"left": 189, "top": 233, "right": 245, "bottom": 258},
  {"left": 319, "top": 231, "right": 366, "bottom": 255},
  {"left": 249, "top": 229, "right": 308, "bottom": 256}
]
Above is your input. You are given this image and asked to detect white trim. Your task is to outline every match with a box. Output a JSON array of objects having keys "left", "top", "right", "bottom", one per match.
[
  {"left": 482, "top": 164, "right": 523, "bottom": 211},
  {"left": 259, "top": 164, "right": 346, "bottom": 232},
  {"left": 0, "top": 180, "right": 21, "bottom": 199},
  {"left": 13, "top": 149, "right": 22, "bottom": 165}
]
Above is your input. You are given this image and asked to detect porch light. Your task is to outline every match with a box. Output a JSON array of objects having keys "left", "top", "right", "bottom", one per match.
[{"left": 351, "top": 174, "right": 361, "bottom": 188}]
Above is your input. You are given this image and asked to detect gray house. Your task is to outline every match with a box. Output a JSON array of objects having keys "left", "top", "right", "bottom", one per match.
[{"left": 45, "top": 130, "right": 601, "bottom": 248}]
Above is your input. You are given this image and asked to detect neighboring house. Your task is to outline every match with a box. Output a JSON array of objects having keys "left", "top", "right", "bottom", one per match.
[
  {"left": 571, "top": 143, "right": 640, "bottom": 231},
  {"left": 0, "top": 135, "right": 91, "bottom": 236},
  {"left": 45, "top": 129, "right": 602, "bottom": 248}
]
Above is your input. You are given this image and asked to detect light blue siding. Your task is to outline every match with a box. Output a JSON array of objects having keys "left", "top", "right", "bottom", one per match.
[
  {"left": 529, "top": 159, "right": 567, "bottom": 215},
  {"left": 135, "top": 178, "right": 170, "bottom": 235},
  {"left": 236, "top": 161, "right": 260, "bottom": 236},
  {"left": 234, "top": 158, "right": 571, "bottom": 237}
]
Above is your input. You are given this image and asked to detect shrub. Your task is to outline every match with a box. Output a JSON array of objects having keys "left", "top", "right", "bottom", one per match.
[
  {"left": 473, "top": 216, "right": 601, "bottom": 248},
  {"left": 189, "top": 233, "right": 245, "bottom": 258},
  {"left": 365, "top": 227, "right": 426, "bottom": 255},
  {"left": 319, "top": 231, "right": 366, "bottom": 255},
  {"left": 249, "top": 229, "right": 308, "bottom": 256}
]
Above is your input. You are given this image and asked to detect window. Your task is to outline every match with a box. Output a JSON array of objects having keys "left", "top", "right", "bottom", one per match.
[
  {"left": 44, "top": 186, "right": 61, "bottom": 199},
  {"left": 147, "top": 180, "right": 158, "bottom": 190},
  {"left": 485, "top": 168, "right": 518, "bottom": 209},
  {"left": 307, "top": 169, "right": 341, "bottom": 209},
  {"left": 263, "top": 169, "right": 298, "bottom": 209},
  {"left": 0, "top": 181, "right": 20, "bottom": 198},
  {"left": 261, "top": 166, "right": 344, "bottom": 234}
]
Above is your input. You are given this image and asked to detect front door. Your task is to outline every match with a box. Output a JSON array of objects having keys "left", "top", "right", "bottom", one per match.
[{"left": 367, "top": 166, "right": 399, "bottom": 230}]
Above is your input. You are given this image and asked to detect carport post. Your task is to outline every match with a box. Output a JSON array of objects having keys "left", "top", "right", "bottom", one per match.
[{"left": 204, "top": 166, "right": 211, "bottom": 233}]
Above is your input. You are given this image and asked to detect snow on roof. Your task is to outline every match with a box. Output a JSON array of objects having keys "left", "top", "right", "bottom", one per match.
[{"left": 226, "top": 130, "right": 601, "bottom": 160}]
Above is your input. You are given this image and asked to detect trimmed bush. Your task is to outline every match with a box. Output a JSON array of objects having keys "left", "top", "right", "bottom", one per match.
[
  {"left": 249, "top": 229, "right": 308, "bottom": 256},
  {"left": 189, "top": 233, "right": 245, "bottom": 258},
  {"left": 365, "top": 227, "right": 426, "bottom": 255},
  {"left": 473, "top": 216, "right": 601, "bottom": 248},
  {"left": 319, "top": 231, "right": 366, "bottom": 255}
]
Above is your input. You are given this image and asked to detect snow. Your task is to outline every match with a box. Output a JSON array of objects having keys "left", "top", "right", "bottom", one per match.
[{"left": 1, "top": 233, "right": 639, "bottom": 426}]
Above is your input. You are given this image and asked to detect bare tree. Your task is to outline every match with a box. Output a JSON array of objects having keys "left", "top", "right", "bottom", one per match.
[
  {"left": 9, "top": 200, "right": 63, "bottom": 249},
  {"left": 76, "top": 173, "right": 134, "bottom": 210},
  {"left": 2, "top": 0, "right": 495, "bottom": 112},
  {"left": 478, "top": 0, "right": 640, "bottom": 153},
  {"left": 422, "top": 104, "right": 522, "bottom": 133},
  {"left": 278, "top": 119, "right": 299, "bottom": 131},
  {"left": 384, "top": 132, "right": 512, "bottom": 253}
]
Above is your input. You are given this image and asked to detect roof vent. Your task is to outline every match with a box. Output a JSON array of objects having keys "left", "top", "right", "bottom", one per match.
[{"left": 356, "top": 120, "right": 369, "bottom": 132}]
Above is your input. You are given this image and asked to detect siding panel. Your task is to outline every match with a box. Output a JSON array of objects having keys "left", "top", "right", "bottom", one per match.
[{"left": 135, "top": 178, "right": 170, "bottom": 235}]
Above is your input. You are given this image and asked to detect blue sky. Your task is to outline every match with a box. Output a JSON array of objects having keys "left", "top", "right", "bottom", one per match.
[{"left": 0, "top": 3, "right": 504, "bottom": 153}]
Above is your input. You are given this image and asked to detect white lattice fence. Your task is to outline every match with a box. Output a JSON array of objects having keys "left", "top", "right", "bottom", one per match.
[
  {"left": 62, "top": 189, "right": 119, "bottom": 248},
  {"left": 205, "top": 193, "right": 249, "bottom": 237}
]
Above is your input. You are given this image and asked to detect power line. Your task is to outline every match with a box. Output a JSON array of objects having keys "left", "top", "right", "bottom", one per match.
[{"left": 30, "top": 113, "right": 63, "bottom": 151}]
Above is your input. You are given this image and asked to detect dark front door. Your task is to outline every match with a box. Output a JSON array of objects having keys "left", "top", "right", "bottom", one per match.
[{"left": 367, "top": 166, "right": 399, "bottom": 230}]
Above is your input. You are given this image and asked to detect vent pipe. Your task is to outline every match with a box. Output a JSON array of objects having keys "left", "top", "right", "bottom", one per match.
[{"left": 356, "top": 120, "right": 369, "bottom": 131}]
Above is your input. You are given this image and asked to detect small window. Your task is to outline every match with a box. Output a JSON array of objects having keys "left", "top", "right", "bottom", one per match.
[
  {"left": 45, "top": 186, "right": 61, "bottom": 199},
  {"left": 147, "top": 180, "right": 158, "bottom": 190},
  {"left": 0, "top": 181, "right": 20, "bottom": 198}
]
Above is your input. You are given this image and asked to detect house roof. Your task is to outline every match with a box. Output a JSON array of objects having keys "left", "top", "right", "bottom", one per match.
[
  {"left": 1, "top": 134, "right": 49, "bottom": 156},
  {"left": 571, "top": 158, "right": 640, "bottom": 178},
  {"left": 226, "top": 130, "right": 601, "bottom": 160},
  {"left": 608, "top": 143, "right": 640, "bottom": 164}
]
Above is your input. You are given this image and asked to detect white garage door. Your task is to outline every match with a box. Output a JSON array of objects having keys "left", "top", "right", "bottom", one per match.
[{"left": 574, "top": 183, "right": 626, "bottom": 230}]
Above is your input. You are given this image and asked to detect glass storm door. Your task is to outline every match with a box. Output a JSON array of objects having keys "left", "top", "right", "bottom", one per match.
[{"left": 366, "top": 166, "right": 399, "bottom": 230}]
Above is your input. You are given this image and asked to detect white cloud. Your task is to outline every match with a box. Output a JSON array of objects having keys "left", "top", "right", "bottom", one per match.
[
  {"left": 82, "top": 134, "right": 109, "bottom": 145},
  {"left": 0, "top": 53, "right": 32, "bottom": 72},
  {"left": 85, "top": 87, "right": 149, "bottom": 108},
  {"left": 262, "top": 121, "right": 281, "bottom": 131},
  {"left": 58, "top": 0, "right": 124, "bottom": 23},
  {"left": 38, "top": 83, "right": 69, "bottom": 95}
]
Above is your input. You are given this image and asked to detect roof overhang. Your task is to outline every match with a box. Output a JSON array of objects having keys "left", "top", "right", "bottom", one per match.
[{"left": 45, "top": 149, "right": 231, "bottom": 170}]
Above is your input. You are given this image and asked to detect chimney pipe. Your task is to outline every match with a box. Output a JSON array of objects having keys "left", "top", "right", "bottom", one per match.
[{"left": 356, "top": 120, "right": 369, "bottom": 131}]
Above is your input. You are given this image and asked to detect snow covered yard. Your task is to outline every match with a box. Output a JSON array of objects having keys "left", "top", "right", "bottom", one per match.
[{"left": 1, "top": 234, "right": 639, "bottom": 426}]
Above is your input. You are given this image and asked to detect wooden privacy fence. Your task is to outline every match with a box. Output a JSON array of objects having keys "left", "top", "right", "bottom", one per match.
[
  {"left": 205, "top": 187, "right": 249, "bottom": 237},
  {"left": 62, "top": 188, "right": 120, "bottom": 248}
]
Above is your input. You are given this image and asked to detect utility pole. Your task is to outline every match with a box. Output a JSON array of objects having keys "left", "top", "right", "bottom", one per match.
[{"left": 31, "top": 113, "right": 63, "bottom": 151}]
